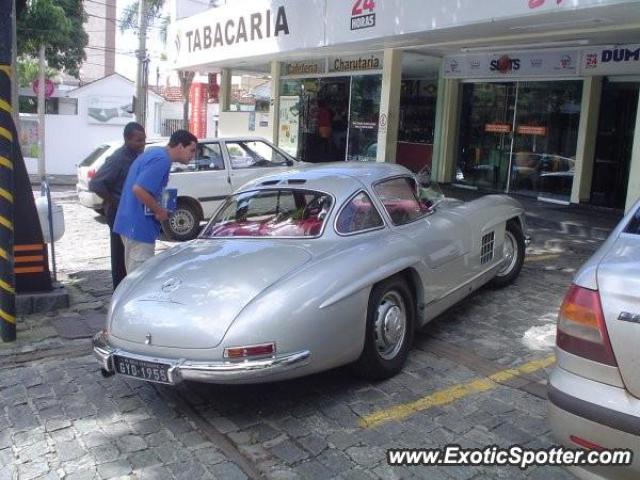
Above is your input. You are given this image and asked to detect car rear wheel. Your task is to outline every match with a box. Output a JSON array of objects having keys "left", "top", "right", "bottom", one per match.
[
  {"left": 353, "top": 276, "right": 415, "bottom": 380},
  {"left": 162, "top": 201, "right": 202, "bottom": 241},
  {"left": 489, "top": 221, "right": 525, "bottom": 288}
]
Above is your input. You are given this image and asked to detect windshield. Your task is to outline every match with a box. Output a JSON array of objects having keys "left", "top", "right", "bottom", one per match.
[
  {"left": 201, "top": 189, "right": 333, "bottom": 238},
  {"left": 416, "top": 166, "right": 445, "bottom": 207}
]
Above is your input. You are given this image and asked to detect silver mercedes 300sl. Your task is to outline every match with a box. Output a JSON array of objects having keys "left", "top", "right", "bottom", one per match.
[{"left": 93, "top": 162, "right": 528, "bottom": 385}]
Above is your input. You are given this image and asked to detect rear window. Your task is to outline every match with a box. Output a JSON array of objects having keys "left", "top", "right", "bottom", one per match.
[
  {"left": 79, "top": 145, "right": 110, "bottom": 167},
  {"left": 625, "top": 207, "right": 640, "bottom": 234},
  {"left": 201, "top": 189, "right": 332, "bottom": 238}
]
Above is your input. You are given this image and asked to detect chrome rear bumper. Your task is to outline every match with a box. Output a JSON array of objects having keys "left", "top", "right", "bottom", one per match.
[{"left": 93, "top": 332, "right": 311, "bottom": 384}]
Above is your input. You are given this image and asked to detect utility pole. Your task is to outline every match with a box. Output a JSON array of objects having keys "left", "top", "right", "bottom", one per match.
[
  {"left": 0, "top": 0, "right": 17, "bottom": 342},
  {"left": 37, "top": 44, "right": 45, "bottom": 179},
  {"left": 134, "top": 0, "right": 149, "bottom": 129}
]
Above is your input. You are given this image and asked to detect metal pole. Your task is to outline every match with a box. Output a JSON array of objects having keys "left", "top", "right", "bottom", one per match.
[
  {"left": 41, "top": 180, "right": 56, "bottom": 283},
  {"left": 134, "top": 0, "right": 148, "bottom": 129},
  {"left": 0, "top": 0, "right": 16, "bottom": 342},
  {"left": 10, "top": 0, "right": 18, "bottom": 130},
  {"left": 37, "top": 44, "right": 46, "bottom": 180}
]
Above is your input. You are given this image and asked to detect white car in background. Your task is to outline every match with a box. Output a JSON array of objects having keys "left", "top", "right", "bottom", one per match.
[{"left": 76, "top": 137, "right": 301, "bottom": 240}]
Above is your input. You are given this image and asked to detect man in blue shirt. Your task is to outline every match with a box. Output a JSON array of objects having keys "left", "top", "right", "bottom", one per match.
[
  {"left": 89, "top": 122, "right": 146, "bottom": 289},
  {"left": 114, "top": 130, "right": 197, "bottom": 274}
]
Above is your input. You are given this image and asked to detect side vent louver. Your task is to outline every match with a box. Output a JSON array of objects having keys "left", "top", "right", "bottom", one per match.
[{"left": 481, "top": 232, "right": 495, "bottom": 265}]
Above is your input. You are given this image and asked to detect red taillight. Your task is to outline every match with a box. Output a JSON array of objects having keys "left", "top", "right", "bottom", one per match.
[
  {"left": 87, "top": 168, "right": 96, "bottom": 179},
  {"left": 556, "top": 285, "right": 617, "bottom": 366},
  {"left": 224, "top": 343, "right": 275, "bottom": 359},
  {"left": 569, "top": 435, "right": 604, "bottom": 451}
]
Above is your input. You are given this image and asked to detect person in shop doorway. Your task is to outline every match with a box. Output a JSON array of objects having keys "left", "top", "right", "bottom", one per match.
[
  {"left": 316, "top": 99, "right": 333, "bottom": 162},
  {"left": 114, "top": 130, "right": 197, "bottom": 274},
  {"left": 89, "top": 122, "right": 146, "bottom": 290}
]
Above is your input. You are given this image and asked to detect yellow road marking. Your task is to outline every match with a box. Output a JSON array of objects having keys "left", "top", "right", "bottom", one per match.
[
  {"left": 0, "top": 248, "right": 8, "bottom": 260},
  {"left": 0, "top": 127, "right": 12, "bottom": 142},
  {"left": 0, "top": 66, "right": 9, "bottom": 76},
  {"left": 359, "top": 355, "right": 555, "bottom": 429},
  {"left": 0, "top": 156, "right": 12, "bottom": 171},
  {"left": 0, "top": 308, "right": 15, "bottom": 325},
  {"left": 525, "top": 254, "right": 560, "bottom": 262},
  {"left": 0, "top": 98, "right": 11, "bottom": 114}
]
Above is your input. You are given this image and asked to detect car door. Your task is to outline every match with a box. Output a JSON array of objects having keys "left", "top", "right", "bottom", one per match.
[
  {"left": 372, "top": 176, "right": 471, "bottom": 304},
  {"left": 167, "top": 141, "right": 233, "bottom": 220},
  {"left": 223, "top": 139, "right": 294, "bottom": 191}
]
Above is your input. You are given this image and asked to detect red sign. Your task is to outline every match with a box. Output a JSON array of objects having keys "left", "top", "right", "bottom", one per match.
[
  {"left": 32, "top": 79, "right": 55, "bottom": 98},
  {"left": 485, "top": 123, "right": 512, "bottom": 134},
  {"left": 188, "top": 82, "right": 207, "bottom": 139},
  {"left": 517, "top": 125, "right": 547, "bottom": 136}
]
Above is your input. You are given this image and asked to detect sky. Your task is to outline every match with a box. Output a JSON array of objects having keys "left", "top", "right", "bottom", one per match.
[{"left": 114, "top": 0, "right": 173, "bottom": 87}]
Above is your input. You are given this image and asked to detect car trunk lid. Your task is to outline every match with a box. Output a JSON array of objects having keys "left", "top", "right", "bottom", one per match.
[
  {"left": 109, "top": 239, "right": 311, "bottom": 349},
  {"left": 597, "top": 233, "right": 640, "bottom": 398}
]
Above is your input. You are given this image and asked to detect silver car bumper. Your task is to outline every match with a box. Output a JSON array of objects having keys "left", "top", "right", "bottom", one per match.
[{"left": 93, "top": 332, "right": 311, "bottom": 384}]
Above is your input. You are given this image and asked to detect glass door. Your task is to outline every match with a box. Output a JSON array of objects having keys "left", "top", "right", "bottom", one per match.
[
  {"left": 346, "top": 75, "right": 382, "bottom": 162},
  {"left": 457, "top": 83, "right": 516, "bottom": 191},
  {"left": 591, "top": 80, "right": 640, "bottom": 209},
  {"left": 510, "top": 81, "right": 582, "bottom": 201}
]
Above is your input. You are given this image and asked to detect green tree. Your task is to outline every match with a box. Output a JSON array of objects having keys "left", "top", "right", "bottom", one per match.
[
  {"left": 17, "top": 0, "right": 88, "bottom": 78},
  {"left": 16, "top": 57, "right": 57, "bottom": 87}
]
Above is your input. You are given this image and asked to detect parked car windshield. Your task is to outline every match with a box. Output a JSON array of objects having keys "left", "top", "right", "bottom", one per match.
[{"left": 201, "top": 189, "right": 332, "bottom": 238}]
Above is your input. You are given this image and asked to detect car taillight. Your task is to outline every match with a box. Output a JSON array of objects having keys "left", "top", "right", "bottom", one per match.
[
  {"left": 557, "top": 285, "right": 617, "bottom": 366},
  {"left": 87, "top": 168, "right": 96, "bottom": 179},
  {"left": 224, "top": 343, "right": 275, "bottom": 359}
]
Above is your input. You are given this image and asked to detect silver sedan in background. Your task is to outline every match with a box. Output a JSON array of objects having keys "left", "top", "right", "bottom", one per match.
[{"left": 549, "top": 199, "right": 640, "bottom": 480}]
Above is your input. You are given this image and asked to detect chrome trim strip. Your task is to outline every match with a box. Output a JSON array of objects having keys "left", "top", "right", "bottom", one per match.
[{"left": 93, "top": 332, "right": 311, "bottom": 384}]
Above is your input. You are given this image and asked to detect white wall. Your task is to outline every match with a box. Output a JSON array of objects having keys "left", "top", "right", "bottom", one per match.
[
  {"left": 23, "top": 75, "right": 164, "bottom": 175},
  {"left": 218, "top": 111, "right": 271, "bottom": 140}
]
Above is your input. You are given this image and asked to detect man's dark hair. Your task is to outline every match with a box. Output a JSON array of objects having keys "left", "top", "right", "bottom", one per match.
[
  {"left": 123, "top": 122, "right": 145, "bottom": 140},
  {"left": 168, "top": 130, "right": 198, "bottom": 148}
]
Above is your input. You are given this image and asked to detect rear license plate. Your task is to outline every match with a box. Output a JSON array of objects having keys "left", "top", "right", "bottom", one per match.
[{"left": 113, "top": 355, "right": 171, "bottom": 384}]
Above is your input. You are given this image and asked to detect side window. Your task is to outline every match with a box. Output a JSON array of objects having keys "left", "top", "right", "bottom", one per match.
[
  {"left": 227, "top": 141, "right": 289, "bottom": 169},
  {"left": 172, "top": 143, "right": 224, "bottom": 173},
  {"left": 336, "top": 192, "right": 384, "bottom": 234},
  {"left": 373, "top": 177, "right": 428, "bottom": 226},
  {"left": 198, "top": 143, "right": 225, "bottom": 171}
]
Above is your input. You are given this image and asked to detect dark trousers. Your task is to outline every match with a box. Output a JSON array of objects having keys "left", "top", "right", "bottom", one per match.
[{"left": 106, "top": 206, "right": 126, "bottom": 289}]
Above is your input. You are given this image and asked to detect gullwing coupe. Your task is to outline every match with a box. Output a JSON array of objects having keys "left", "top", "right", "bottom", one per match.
[{"left": 93, "top": 162, "right": 528, "bottom": 385}]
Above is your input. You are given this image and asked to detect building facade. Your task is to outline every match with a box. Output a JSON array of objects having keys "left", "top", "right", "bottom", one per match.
[{"left": 170, "top": 0, "right": 640, "bottom": 212}]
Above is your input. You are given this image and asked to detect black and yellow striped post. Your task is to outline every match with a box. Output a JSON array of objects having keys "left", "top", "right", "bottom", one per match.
[{"left": 0, "top": 1, "right": 16, "bottom": 341}]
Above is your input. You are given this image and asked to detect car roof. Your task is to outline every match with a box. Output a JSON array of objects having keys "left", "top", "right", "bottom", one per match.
[{"left": 238, "top": 162, "right": 415, "bottom": 198}]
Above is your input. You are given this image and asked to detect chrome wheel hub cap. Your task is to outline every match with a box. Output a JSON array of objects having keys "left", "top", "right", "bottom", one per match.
[
  {"left": 497, "top": 231, "right": 518, "bottom": 276},
  {"left": 170, "top": 210, "right": 194, "bottom": 235},
  {"left": 374, "top": 291, "right": 407, "bottom": 360}
]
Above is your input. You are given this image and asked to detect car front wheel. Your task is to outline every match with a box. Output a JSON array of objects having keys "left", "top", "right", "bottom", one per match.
[
  {"left": 489, "top": 221, "right": 525, "bottom": 288},
  {"left": 353, "top": 276, "right": 415, "bottom": 380},
  {"left": 162, "top": 201, "right": 202, "bottom": 241}
]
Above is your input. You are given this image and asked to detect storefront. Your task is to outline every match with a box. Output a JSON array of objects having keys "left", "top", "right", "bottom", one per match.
[
  {"left": 277, "top": 52, "right": 439, "bottom": 169},
  {"left": 444, "top": 50, "right": 584, "bottom": 204},
  {"left": 170, "top": 0, "right": 640, "bottom": 211},
  {"left": 443, "top": 44, "right": 640, "bottom": 208}
]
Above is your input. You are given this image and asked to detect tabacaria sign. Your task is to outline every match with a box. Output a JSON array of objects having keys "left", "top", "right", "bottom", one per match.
[
  {"left": 171, "top": 0, "right": 325, "bottom": 69},
  {"left": 444, "top": 50, "right": 579, "bottom": 79}
]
